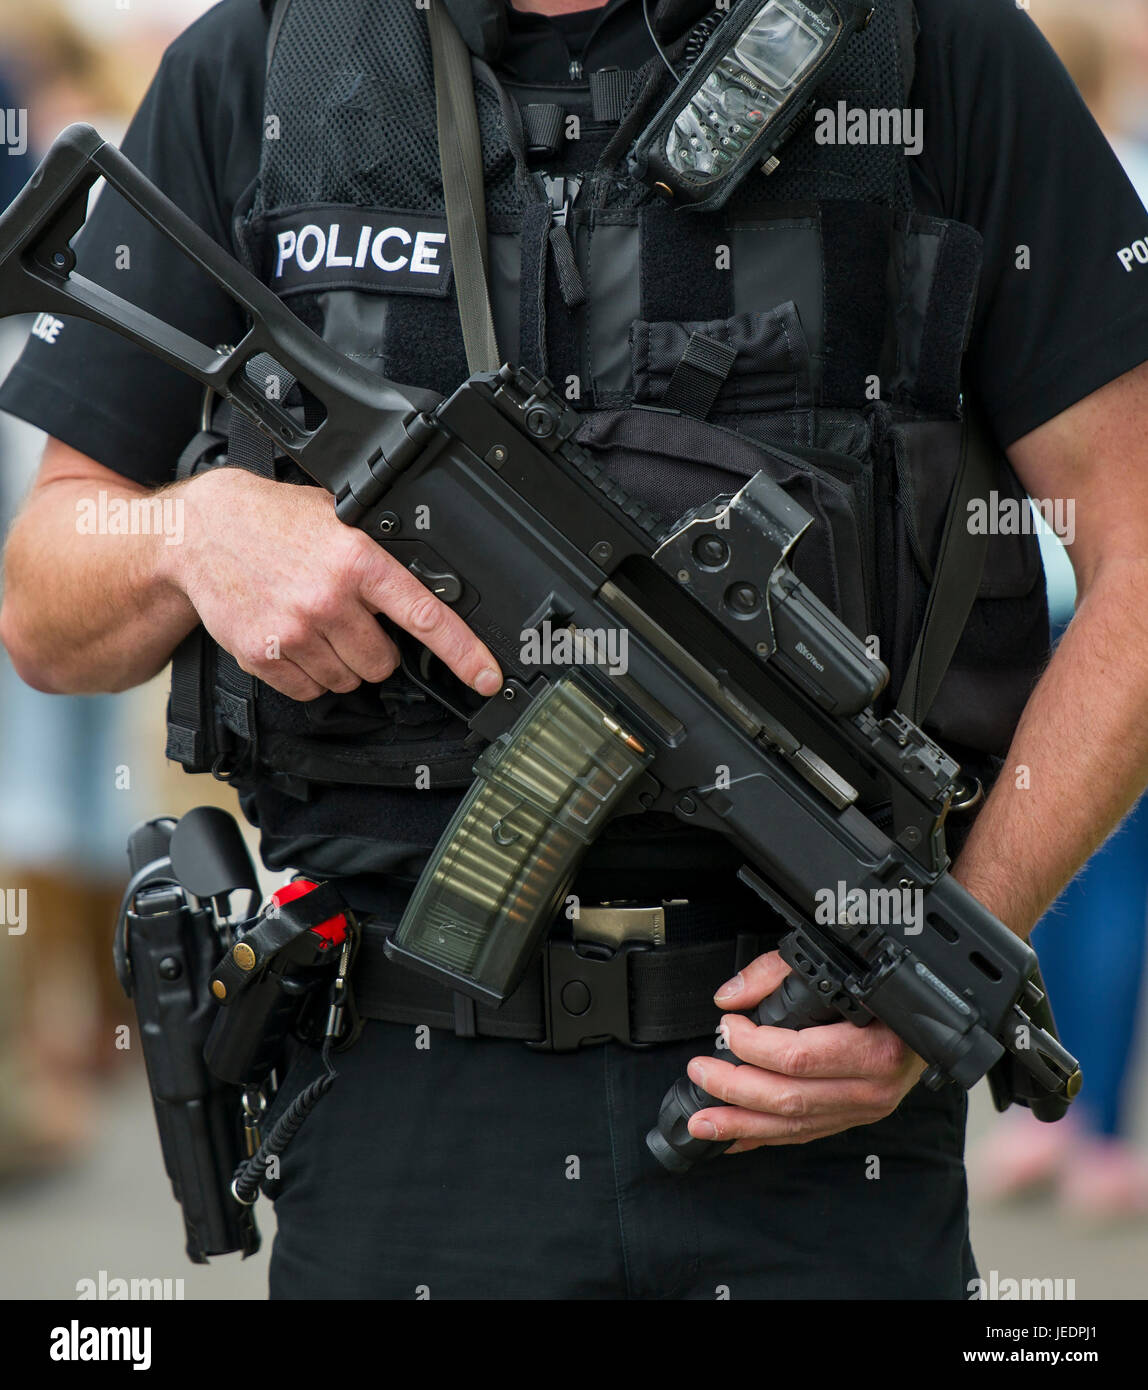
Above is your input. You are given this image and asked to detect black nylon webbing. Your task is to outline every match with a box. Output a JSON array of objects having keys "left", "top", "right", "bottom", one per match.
[
  {"left": 663, "top": 331, "right": 738, "bottom": 420},
  {"left": 589, "top": 68, "right": 638, "bottom": 123},
  {"left": 896, "top": 400, "right": 995, "bottom": 724},
  {"left": 350, "top": 917, "right": 779, "bottom": 1045},
  {"left": 197, "top": 358, "right": 296, "bottom": 752},
  {"left": 427, "top": 4, "right": 501, "bottom": 374},
  {"left": 547, "top": 225, "right": 587, "bottom": 308},
  {"left": 522, "top": 102, "right": 565, "bottom": 158},
  {"left": 228, "top": 352, "right": 290, "bottom": 480},
  {"left": 167, "top": 418, "right": 233, "bottom": 769},
  {"left": 166, "top": 628, "right": 208, "bottom": 767}
]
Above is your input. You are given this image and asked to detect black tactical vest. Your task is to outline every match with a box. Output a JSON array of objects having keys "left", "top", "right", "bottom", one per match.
[{"left": 167, "top": 0, "right": 1048, "bottom": 883}]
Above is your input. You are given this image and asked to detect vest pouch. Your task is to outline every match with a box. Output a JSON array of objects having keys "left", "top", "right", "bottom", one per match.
[
  {"left": 882, "top": 414, "right": 1049, "bottom": 757},
  {"left": 574, "top": 406, "right": 880, "bottom": 646},
  {"left": 251, "top": 673, "right": 477, "bottom": 795},
  {"left": 631, "top": 302, "right": 815, "bottom": 419}
]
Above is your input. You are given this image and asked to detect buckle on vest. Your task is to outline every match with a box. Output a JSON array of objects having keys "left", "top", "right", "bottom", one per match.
[{"left": 527, "top": 937, "right": 655, "bottom": 1053}]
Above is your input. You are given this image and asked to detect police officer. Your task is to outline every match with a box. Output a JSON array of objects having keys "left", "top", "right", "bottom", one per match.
[{"left": 3, "top": 0, "right": 1148, "bottom": 1299}]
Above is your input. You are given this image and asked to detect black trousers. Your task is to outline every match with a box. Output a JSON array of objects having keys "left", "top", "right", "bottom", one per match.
[{"left": 267, "top": 1021, "right": 977, "bottom": 1300}]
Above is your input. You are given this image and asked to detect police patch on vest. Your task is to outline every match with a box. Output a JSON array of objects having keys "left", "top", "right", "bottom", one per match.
[{"left": 266, "top": 207, "right": 453, "bottom": 298}]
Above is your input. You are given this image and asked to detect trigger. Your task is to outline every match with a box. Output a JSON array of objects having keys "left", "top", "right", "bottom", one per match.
[{"left": 396, "top": 636, "right": 481, "bottom": 723}]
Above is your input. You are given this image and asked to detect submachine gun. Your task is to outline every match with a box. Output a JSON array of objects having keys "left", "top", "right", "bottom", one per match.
[{"left": 0, "top": 125, "right": 1080, "bottom": 1183}]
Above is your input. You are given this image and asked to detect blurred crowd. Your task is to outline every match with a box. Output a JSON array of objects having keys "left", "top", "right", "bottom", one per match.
[
  {"left": 0, "top": 0, "right": 1146, "bottom": 1293},
  {"left": 0, "top": 0, "right": 234, "bottom": 1182}
]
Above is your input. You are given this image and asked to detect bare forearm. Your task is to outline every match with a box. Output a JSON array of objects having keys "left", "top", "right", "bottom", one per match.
[
  {"left": 953, "top": 555, "right": 1148, "bottom": 936},
  {"left": 2, "top": 444, "right": 502, "bottom": 708},
  {"left": 0, "top": 474, "right": 197, "bottom": 693}
]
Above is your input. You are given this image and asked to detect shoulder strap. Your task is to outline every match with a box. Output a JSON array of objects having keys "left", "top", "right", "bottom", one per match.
[
  {"left": 895, "top": 400, "right": 995, "bottom": 726},
  {"left": 894, "top": 0, "right": 919, "bottom": 101},
  {"left": 426, "top": 4, "right": 501, "bottom": 374},
  {"left": 265, "top": 0, "right": 291, "bottom": 74}
]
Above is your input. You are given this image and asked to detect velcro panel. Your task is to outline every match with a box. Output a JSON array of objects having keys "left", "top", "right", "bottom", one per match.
[
  {"left": 819, "top": 199, "right": 895, "bottom": 407},
  {"left": 382, "top": 296, "right": 469, "bottom": 396},
  {"left": 544, "top": 232, "right": 580, "bottom": 391},
  {"left": 639, "top": 201, "right": 733, "bottom": 326},
  {"left": 914, "top": 219, "right": 983, "bottom": 417},
  {"left": 488, "top": 231, "right": 523, "bottom": 370}
]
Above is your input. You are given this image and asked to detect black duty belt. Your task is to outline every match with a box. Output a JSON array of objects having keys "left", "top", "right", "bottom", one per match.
[{"left": 351, "top": 900, "right": 780, "bottom": 1052}]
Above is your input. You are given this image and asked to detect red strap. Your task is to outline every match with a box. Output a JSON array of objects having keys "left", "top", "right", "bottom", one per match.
[{"left": 271, "top": 879, "right": 348, "bottom": 948}]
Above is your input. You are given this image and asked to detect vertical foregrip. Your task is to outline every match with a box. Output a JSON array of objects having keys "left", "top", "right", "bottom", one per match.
[{"left": 646, "top": 959, "right": 844, "bottom": 1173}]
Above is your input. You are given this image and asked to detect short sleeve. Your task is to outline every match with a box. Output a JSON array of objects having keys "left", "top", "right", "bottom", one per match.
[
  {"left": 910, "top": 0, "right": 1148, "bottom": 446},
  {"left": 0, "top": 0, "right": 265, "bottom": 484}
]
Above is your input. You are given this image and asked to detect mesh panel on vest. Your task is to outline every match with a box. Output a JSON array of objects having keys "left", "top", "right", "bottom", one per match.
[
  {"left": 597, "top": 0, "right": 915, "bottom": 214},
  {"left": 254, "top": 0, "right": 522, "bottom": 219},
  {"left": 731, "top": 0, "right": 914, "bottom": 212}
]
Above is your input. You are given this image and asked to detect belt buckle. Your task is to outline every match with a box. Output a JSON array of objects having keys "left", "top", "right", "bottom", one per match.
[
  {"left": 526, "top": 901, "right": 677, "bottom": 1053},
  {"left": 575, "top": 902, "right": 669, "bottom": 949}
]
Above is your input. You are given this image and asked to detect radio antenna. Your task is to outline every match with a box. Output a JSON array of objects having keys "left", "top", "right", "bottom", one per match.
[{"left": 643, "top": 0, "right": 680, "bottom": 78}]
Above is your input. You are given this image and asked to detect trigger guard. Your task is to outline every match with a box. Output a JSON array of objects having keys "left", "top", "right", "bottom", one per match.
[{"left": 396, "top": 637, "right": 480, "bottom": 723}]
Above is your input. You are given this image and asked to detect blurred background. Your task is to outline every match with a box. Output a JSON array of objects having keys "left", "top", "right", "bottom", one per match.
[{"left": 0, "top": 0, "right": 1146, "bottom": 1300}]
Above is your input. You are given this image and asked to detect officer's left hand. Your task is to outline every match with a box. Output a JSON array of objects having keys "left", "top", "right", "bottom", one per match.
[{"left": 686, "top": 951, "right": 927, "bottom": 1151}]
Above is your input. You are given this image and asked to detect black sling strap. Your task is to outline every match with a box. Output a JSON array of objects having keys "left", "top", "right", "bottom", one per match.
[
  {"left": 265, "top": 0, "right": 290, "bottom": 73},
  {"left": 895, "top": 399, "right": 995, "bottom": 725},
  {"left": 166, "top": 422, "right": 227, "bottom": 768},
  {"left": 427, "top": 4, "right": 501, "bottom": 375}
]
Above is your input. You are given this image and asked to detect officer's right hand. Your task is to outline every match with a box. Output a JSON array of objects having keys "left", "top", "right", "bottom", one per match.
[{"left": 169, "top": 468, "right": 503, "bottom": 702}]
